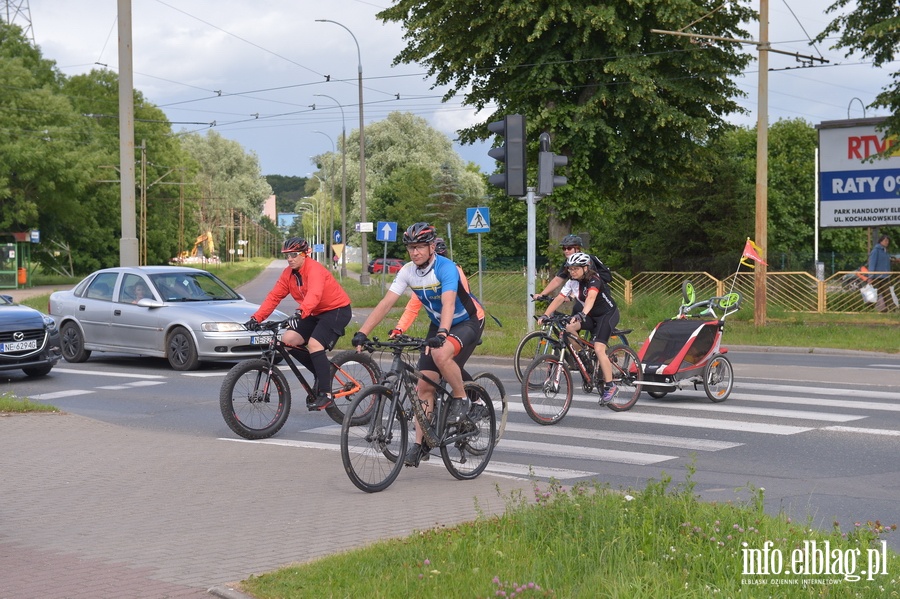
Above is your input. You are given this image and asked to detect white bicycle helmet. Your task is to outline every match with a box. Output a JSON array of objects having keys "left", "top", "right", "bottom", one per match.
[{"left": 565, "top": 252, "right": 592, "bottom": 268}]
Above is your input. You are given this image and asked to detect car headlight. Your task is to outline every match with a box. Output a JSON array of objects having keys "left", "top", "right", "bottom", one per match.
[
  {"left": 43, "top": 315, "right": 58, "bottom": 331},
  {"left": 201, "top": 322, "right": 246, "bottom": 332}
]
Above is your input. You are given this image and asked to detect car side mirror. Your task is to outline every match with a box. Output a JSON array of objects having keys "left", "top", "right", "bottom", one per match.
[{"left": 136, "top": 298, "right": 165, "bottom": 308}]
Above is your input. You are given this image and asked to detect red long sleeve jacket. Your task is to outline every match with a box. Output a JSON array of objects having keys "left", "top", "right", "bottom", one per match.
[{"left": 252, "top": 258, "right": 350, "bottom": 322}]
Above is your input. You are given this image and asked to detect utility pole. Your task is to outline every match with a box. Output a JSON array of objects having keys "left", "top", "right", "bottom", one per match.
[
  {"left": 652, "top": 0, "right": 828, "bottom": 327},
  {"left": 117, "top": 0, "right": 138, "bottom": 266}
]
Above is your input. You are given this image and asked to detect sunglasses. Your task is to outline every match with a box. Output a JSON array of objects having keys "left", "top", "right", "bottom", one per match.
[
  {"left": 563, "top": 246, "right": 579, "bottom": 251},
  {"left": 284, "top": 251, "right": 302, "bottom": 259}
]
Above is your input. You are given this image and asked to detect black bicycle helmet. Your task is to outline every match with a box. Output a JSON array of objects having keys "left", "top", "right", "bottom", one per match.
[
  {"left": 402, "top": 222, "right": 437, "bottom": 245},
  {"left": 560, "top": 234, "right": 583, "bottom": 248},
  {"left": 434, "top": 237, "right": 447, "bottom": 256},
  {"left": 282, "top": 237, "right": 309, "bottom": 254},
  {"left": 566, "top": 252, "right": 592, "bottom": 268}
]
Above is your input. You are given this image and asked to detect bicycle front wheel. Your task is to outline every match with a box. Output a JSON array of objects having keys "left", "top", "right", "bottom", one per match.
[
  {"left": 514, "top": 331, "right": 557, "bottom": 383},
  {"left": 703, "top": 354, "right": 733, "bottom": 402},
  {"left": 471, "top": 371, "right": 507, "bottom": 445},
  {"left": 521, "top": 355, "right": 572, "bottom": 425},
  {"left": 220, "top": 359, "right": 291, "bottom": 439},
  {"left": 605, "top": 345, "right": 643, "bottom": 412},
  {"left": 340, "top": 385, "right": 407, "bottom": 493},
  {"left": 325, "top": 350, "right": 382, "bottom": 425},
  {"left": 441, "top": 382, "right": 496, "bottom": 480}
]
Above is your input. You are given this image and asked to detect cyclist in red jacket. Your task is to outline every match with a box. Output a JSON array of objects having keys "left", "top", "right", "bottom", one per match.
[{"left": 244, "top": 237, "right": 352, "bottom": 410}]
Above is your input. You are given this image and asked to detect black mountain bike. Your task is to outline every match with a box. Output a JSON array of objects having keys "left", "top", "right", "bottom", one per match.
[
  {"left": 514, "top": 296, "right": 633, "bottom": 382},
  {"left": 520, "top": 314, "right": 643, "bottom": 424},
  {"left": 219, "top": 319, "right": 380, "bottom": 439},
  {"left": 340, "top": 335, "right": 496, "bottom": 493}
]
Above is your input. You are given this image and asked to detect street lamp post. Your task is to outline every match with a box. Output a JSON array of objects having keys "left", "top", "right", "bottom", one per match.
[
  {"left": 296, "top": 201, "right": 320, "bottom": 262},
  {"left": 313, "top": 94, "right": 348, "bottom": 277},
  {"left": 312, "top": 131, "right": 337, "bottom": 272},
  {"left": 316, "top": 19, "right": 369, "bottom": 285}
]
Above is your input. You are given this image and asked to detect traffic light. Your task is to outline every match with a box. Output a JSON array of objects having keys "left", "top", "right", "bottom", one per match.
[
  {"left": 487, "top": 114, "right": 526, "bottom": 197},
  {"left": 537, "top": 150, "right": 568, "bottom": 196}
]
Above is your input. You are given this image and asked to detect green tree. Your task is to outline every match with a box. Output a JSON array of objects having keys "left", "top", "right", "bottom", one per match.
[
  {"left": 312, "top": 111, "right": 486, "bottom": 251},
  {"left": 0, "top": 22, "right": 112, "bottom": 274},
  {"left": 266, "top": 174, "right": 307, "bottom": 213},
  {"left": 180, "top": 130, "right": 273, "bottom": 254},
  {"left": 63, "top": 68, "right": 194, "bottom": 266},
  {"left": 815, "top": 0, "right": 900, "bottom": 150},
  {"left": 379, "top": 0, "right": 755, "bottom": 253}
]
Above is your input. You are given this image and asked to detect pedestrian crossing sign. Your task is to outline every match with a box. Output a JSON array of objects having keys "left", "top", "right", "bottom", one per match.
[{"left": 466, "top": 207, "right": 490, "bottom": 233}]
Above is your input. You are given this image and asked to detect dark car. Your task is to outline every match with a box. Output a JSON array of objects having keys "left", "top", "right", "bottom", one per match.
[
  {"left": 0, "top": 294, "right": 61, "bottom": 377},
  {"left": 367, "top": 258, "right": 405, "bottom": 274}
]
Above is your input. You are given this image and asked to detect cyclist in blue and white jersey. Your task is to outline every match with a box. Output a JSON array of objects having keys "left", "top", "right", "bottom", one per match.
[{"left": 352, "top": 222, "right": 485, "bottom": 466}]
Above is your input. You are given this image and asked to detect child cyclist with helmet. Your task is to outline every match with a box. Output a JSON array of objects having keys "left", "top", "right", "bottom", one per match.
[
  {"left": 244, "top": 237, "right": 352, "bottom": 411},
  {"left": 352, "top": 223, "right": 485, "bottom": 467},
  {"left": 539, "top": 252, "right": 621, "bottom": 403}
]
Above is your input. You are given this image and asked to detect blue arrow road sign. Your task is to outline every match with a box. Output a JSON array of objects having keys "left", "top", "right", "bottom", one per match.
[
  {"left": 376, "top": 221, "right": 398, "bottom": 242},
  {"left": 333, "top": 229, "right": 342, "bottom": 244},
  {"left": 466, "top": 207, "right": 490, "bottom": 233}
]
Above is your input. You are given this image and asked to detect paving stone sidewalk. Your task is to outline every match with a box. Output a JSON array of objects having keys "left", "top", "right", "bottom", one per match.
[{"left": 0, "top": 413, "right": 530, "bottom": 598}]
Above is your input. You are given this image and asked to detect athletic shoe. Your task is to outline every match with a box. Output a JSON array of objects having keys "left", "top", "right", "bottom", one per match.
[
  {"left": 600, "top": 383, "right": 617, "bottom": 405},
  {"left": 404, "top": 442, "right": 429, "bottom": 467},
  {"left": 468, "top": 402, "right": 488, "bottom": 422},
  {"left": 310, "top": 392, "right": 333, "bottom": 410}
]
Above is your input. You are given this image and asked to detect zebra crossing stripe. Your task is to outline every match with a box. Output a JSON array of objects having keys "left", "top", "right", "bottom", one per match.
[
  {"left": 738, "top": 382, "right": 900, "bottom": 402},
  {"left": 501, "top": 422, "right": 740, "bottom": 451},
  {"left": 821, "top": 426, "right": 900, "bottom": 437},
  {"left": 495, "top": 438, "right": 676, "bottom": 465},
  {"left": 506, "top": 402, "right": 813, "bottom": 434},
  {"left": 29, "top": 390, "right": 93, "bottom": 400},
  {"left": 486, "top": 461, "right": 597, "bottom": 479},
  {"left": 733, "top": 391, "right": 900, "bottom": 413},
  {"left": 643, "top": 400, "right": 864, "bottom": 422}
]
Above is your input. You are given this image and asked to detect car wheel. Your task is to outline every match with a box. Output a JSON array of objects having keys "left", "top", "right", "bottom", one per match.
[
  {"left": 167, "top": 326, "right": 200, "bottom": 371},
  {"left": 23, "top": 364, "right": 53, "bottom": 377},
  {"left": 60, "top": 321, "right": 91, "bottom": 363}
]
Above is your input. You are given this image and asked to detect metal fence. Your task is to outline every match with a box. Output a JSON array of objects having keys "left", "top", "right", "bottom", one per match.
[{"left": 471, "top": 270, "right": 899, "bottom": 316}]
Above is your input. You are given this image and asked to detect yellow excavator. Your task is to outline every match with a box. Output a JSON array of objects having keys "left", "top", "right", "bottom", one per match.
[{"left": 176, "top": 231, "right": 216, "bottom": 262}]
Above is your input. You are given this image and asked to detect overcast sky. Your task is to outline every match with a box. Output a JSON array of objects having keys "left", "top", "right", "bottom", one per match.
[{"left": 21, "top": 0, "right": 897, "bottom": 178}]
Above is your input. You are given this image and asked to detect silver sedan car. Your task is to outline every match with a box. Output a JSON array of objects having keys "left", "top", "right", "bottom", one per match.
[{"left": 49, "top": 266, "right": 286, "bottom": 370}]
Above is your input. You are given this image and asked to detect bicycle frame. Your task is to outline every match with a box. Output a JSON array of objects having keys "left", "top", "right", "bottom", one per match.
[
  {"left": 254, "top": 326, "right": 368, "bottom": 405},
  {"left": 371, "top": 338, "right": 480, "bottom": 450}
]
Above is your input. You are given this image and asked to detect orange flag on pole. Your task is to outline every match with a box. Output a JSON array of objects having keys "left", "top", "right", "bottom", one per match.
[{"left": 740, "top": 238, "right": 767, "bottom": 268}]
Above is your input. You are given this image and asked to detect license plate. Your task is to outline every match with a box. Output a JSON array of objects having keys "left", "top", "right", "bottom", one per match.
[
  {"left": 1, "top": 340, "right": 38, "bottom": 352},
  {"left": 250, "top": 336, "right": 264, "bottom": 345}
]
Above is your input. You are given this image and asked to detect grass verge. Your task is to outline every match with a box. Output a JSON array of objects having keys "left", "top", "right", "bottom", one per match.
[
  {"left": 0, "top": 391, "right": 58, "bottom": 413},
  {"left": 241, "top": 467, "right": 898, "bottom": 598}
]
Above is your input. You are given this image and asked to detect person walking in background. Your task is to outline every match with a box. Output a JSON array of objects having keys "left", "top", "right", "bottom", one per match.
[
  {"left": 867, "top": 234, "right": 891, "bottom": 312},
  {"left": 244, "top": 237, "right": 352, "bottom": 410}
]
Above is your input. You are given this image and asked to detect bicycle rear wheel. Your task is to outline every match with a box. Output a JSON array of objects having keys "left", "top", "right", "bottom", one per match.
[
  {"left": 325, "top": 350, "right": 381, "bottom": 425},
  {"left": 471, "top": 371, "right": 507, "bottom": 444},
  {"left": 441, "top": 382, "right": 495, "bottom": 480},
  {"left": 220, "top": 359, "right": 291, "bottom": 439},
  {"left": 513, "top": 331, "right": 557, "bottom": 383},
  {"left": 521, "top": 354, "right": 573, "bottom": 425},
  {"left": 605, "top": 345, "right": 643, "bottom": 412},
  {"left": 341, "top": 385, "right": 407, "bottom": 493}
]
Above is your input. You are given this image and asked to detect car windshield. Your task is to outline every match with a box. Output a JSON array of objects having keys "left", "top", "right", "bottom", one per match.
[
  {"left": 0, "top": 295, "right": 12, "bottom": 306},
  {"left": 148, "top": 272, "right": 241, "bottom": 302}
]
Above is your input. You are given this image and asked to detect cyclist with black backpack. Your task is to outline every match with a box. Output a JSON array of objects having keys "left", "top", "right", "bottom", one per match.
[
  {"left": 538, "top": 252, "right": 621, "bottom": 404},
  {"left": 532, "top": 234, "right": 612, "bottom": 312}
]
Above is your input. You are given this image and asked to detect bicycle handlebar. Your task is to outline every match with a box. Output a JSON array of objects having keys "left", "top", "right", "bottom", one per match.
[{"left": 359, "top": 334, "right": 428, "bottom": 352}]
